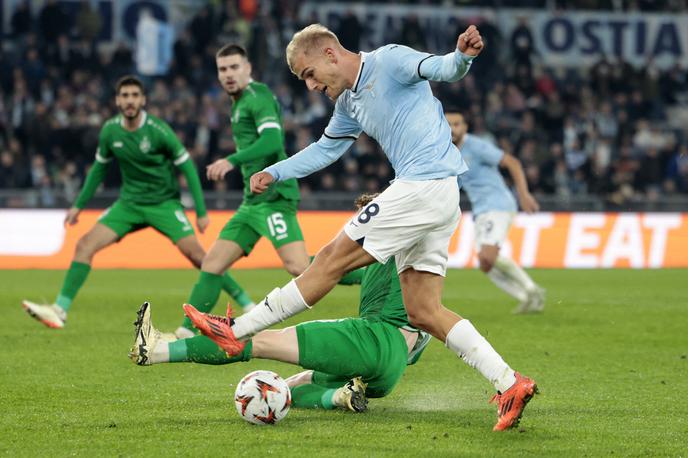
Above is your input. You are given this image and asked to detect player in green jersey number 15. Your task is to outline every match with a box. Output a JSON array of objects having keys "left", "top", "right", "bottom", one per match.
[{"left": 22, "top": 76, "right": 254, "bottom": 330}]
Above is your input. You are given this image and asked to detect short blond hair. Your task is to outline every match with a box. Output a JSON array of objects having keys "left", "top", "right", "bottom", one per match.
[{"left": 286, "top": 24, "right": 340, "bottom": 74}]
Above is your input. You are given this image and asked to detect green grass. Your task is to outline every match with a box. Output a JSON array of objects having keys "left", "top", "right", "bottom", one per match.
[{"left": 1, "top": 269, "right": 687, "bottom": 457}]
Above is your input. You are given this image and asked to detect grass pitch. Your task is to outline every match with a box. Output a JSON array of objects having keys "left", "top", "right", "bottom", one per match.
[{"left": 1, "top": 268, "right": 687, "bottom": 456}]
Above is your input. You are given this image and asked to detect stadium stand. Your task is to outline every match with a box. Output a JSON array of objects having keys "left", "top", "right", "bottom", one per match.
[{"left": 1, "top": 0, "right": 687, "bottom": 210}]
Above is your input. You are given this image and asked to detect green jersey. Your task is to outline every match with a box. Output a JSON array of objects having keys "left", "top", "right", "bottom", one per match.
[
  {"left": 228, "top": 81, "right": 300, "bottom": 205},
  {"left": 96, "top": 111, "right": 189, "bottom": 205},
  {"left": 359, "top": 260, "right": 414, "bottom": 330}
]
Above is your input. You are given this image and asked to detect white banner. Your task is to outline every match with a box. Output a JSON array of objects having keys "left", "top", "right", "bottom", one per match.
[{"left": 300, "top": 3, "right": 688, "bottom": 69}]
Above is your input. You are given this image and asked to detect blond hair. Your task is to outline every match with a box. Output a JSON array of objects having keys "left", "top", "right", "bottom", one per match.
[
  {"left": 286, "top": 24, "right": 340, "bottom": 74},
  {"left": 355, "top": 193, "right": 379, "bottom": 209}
]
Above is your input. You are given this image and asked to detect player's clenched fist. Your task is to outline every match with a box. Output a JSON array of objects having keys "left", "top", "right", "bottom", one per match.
[
  {"left": 457, "top": 25, "right": 484, "bottom": 56},
  {"left": 250, "top": 171, "right": 274, "bottom": 194}
]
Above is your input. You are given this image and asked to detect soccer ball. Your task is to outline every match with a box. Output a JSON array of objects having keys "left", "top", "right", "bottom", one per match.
[{"left": 234, "top": 370, "right": 291, "bottom": 425}]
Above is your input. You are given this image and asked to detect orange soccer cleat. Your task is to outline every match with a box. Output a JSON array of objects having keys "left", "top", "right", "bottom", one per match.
[
  {"left": 489, "top": 372, "right": 538, "bottom": 431},
  {"left": 182, "top": 303, "right": 245, "bottom": 356}
]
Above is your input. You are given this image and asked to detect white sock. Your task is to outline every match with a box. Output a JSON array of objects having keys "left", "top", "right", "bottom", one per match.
[
  {"left": 487, "top": 268, "right": 528, "bottom": 302},
  {"left": 233, "top": 280, "right": 310, "bottom": 340},
  {"left": 150, "top": 341, "right": 169, "bottom": 364},
  {"left": 445, "top": 319, "right": 516, "bottom": 393},
  {"left": 494, "top": 256, "right": 536, "bottom": 292}
]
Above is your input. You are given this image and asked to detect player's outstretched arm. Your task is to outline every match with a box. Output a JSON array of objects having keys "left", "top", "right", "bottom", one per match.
[
  {"left": 391, "top": 26, "right": 483, "bottom": 84},
  {"left": 259, "top": 134, "right": 356, "bottom": 187},
  {"left": 500, "top": 153, "right": 539, "bottom": 213},
  {"left": 70, "top": 160, "right": 109, "bottom": 224}
]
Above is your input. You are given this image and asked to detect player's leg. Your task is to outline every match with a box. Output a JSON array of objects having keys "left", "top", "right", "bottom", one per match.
[
  {"left": 222, "top": 231, "right": 375, "bottom": 341},
  {"left": 399, "top": 268, "right": 536, "bottom": 430},
  {"left": 475, "top": 211, "right": 544, "bottom": 313},
  {"left": 475, "top": 212, "right": 544, "bottom": 313},
  {"left": 175, "top": 235, "right": 255, "bottom": 311},
  {"left": 177, "top": 204, "right": 262, "bottom": 335},
  {"left": 23, "top": 202, "right": 135, "bottom": 328},
  {"left": 130, "top": 301, "right": 253, "bottom": 365},
  {"left": 385, "top": 179, "right": 536, "bottom": 430},
  {"left": 146, "top": 200, "right": 255, "bottom": 317},
  {"left": 276, "top": 241, "right": 310, "bottom": 276},
  {"left": 177, "top": 239, "right": 246, "bottom": 336}
]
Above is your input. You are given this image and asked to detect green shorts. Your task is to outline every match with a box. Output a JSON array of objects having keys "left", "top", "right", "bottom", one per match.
[
  {"left": 219, "top": 200, "right": 304, "bottom": 255},
  {"left": 98, "top": 199, "right": 194, "bottom": 243},
  {"left": 296, "top": 318, "right": 408, "bottom": 398}
]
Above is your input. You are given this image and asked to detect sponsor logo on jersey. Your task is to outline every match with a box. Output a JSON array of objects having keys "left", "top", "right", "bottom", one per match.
[
  {"left": 113, "top": 141, "right": 123, "bottom": 148},
  {"left": 140, "top": 136, "right": 151, "bottom": 154}
]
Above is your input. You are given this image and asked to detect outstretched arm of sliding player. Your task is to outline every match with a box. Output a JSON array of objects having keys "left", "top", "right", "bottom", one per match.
[
  {"left": 264, "top": 101, "right": 362, "bottom": 181},
  {"left": 385, "top": 44, "right": 475, "bottom": 84}
]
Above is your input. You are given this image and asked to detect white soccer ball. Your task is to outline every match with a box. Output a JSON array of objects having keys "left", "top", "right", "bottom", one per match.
[{"left": 234, "top": 370, "right": 291, "bottom": 425}]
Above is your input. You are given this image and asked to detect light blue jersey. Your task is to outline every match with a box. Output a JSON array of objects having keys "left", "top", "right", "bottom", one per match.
[
  {"left": 458, "top": 133, "right": 517, "bottom": 216},
  {"left": 265, "top": 45, "right": 474, "bottom": 182}
]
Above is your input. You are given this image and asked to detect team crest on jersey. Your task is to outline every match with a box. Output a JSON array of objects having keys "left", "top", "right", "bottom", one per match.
[{"left": 139, "top": 135, "right": 151, "bottom": 154}]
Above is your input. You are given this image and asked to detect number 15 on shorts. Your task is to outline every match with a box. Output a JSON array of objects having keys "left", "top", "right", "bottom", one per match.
[{"left": 267, "top": 213, "right": 288, "bottom": 240}]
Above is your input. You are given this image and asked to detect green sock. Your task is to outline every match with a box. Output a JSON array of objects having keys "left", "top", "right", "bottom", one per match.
[
  {"left": 168, "top": 335, "right": 252, "bottom": 364},
  {"left": 291, "top": 384, "right": 337, "bottom": 409},
  {"left": 221, "top": 272, "right": 254, "bottom": 308},
  {"left": 309, "top": 255, "right": 364, "bottom": 286},
  {"left": 181, "top": 271, "right": 223, "bottom": 330},
  {"left": 55, "top": 261, "right": 91, "bottom": 311}
]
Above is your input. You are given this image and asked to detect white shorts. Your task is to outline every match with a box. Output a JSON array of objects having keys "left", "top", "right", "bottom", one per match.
[
  {"left": 343, "top": 177, "right": 461, "bottom": 276},
  {"left": 473, "top": 211, "right": 515, "bottom": 250}
]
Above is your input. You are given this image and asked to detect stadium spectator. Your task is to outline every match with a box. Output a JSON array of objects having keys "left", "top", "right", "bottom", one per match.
[{"left": 11, "top": 1, "right": 33, "bottom": 39}]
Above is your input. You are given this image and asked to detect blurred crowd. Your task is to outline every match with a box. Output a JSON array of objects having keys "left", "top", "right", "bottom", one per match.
[{"left": 1, "top": 0, "right": 688, "bottom": 209}]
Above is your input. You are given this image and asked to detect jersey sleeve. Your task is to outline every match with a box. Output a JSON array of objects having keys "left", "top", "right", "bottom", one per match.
[
  {"left": 264, "top": 101, "right": 361, "bottom": 181},
  {"left": 250, "top": 91, "right": 282, "bottom": 135},
  {"left": 95, "top": 126, "right": 114, "bottom": 165},
  {"left": 382, "top": 44, "right": 475, "bottom": 85},
  {"left": 479, "top": 139, "right": 504, "bottom": 166},
  {"left": 160, "top": 122, "right": 190, "bottom": 165},
  {"left": 75, "top": 127, "right": 112, "bottom": 208}
]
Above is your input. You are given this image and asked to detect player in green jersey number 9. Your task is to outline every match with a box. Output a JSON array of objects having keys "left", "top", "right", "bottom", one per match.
[{"left": 22, "top": 76, "right": 254, "bottom": 329}]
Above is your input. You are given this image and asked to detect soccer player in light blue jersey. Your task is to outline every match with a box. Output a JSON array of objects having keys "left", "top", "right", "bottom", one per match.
[
  {"left": 185, "top": 24, "right": 538, "bottom": 431},
  {"left": 447, "top": 112, "right": 545, "bottom": 314}
]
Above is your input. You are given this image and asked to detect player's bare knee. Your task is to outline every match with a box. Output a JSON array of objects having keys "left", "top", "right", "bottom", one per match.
[
  {"left": 185, "top": 248, "right": 206, "bottom": 269},
  {"left": 74, "top": 235, "right": 98, "bottom": 260},
  {"left": 200, "top": 252, "right": 225, "bottom": 274},
  {"left": 283, "top": 259, "right": 308, "bottom": 277}
]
